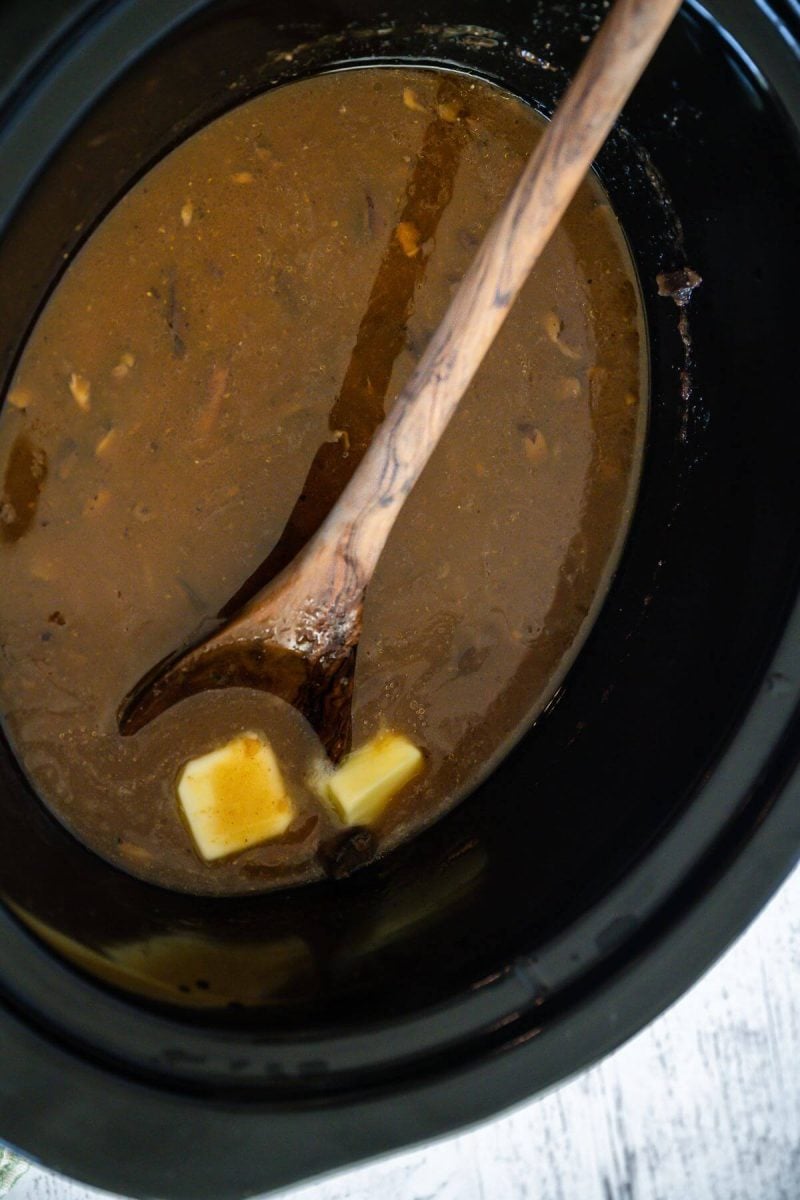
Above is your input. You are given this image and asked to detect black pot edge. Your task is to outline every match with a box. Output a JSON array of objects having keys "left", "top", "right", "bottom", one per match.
[{"left": 2, "top": 685, "right": 798, "bottom": 1200}]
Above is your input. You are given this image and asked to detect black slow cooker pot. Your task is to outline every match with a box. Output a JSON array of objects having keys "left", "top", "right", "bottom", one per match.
[{"left": 1, "top": 2, "right": 799, "bottom": 1196}]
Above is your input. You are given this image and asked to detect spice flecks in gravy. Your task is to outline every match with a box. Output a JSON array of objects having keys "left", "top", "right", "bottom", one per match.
[{"left": 0, "top": 68, "right": 645, "bottom": 894}]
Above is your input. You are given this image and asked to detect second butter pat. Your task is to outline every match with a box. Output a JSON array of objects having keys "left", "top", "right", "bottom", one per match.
[{"left": 325, "top": 733, "right": 424, "bottom": 826}]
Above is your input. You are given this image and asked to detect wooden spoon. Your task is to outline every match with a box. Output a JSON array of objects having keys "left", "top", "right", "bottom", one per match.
[{"left": 119, "top": 0, "right": 682, "bottom": 760}]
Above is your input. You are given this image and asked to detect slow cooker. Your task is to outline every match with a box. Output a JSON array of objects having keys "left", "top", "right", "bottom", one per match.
[{"left": 1, "top": 1, "right": 799, "bottom": 1196}]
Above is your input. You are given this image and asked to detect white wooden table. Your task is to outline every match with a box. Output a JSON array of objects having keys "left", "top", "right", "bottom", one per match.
[{"left": 7, "top": 863, "right": 800, "bottom": 1200}]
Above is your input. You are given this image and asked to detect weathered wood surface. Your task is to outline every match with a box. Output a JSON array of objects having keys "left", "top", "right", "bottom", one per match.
[{"left": 11, "top": 862, "right": 800, "bottom": 1200}]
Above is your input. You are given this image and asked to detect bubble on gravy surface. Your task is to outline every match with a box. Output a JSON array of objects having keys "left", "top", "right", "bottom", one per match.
[{"left": 0, "top": 67, "right": 646, "bottom": 894}]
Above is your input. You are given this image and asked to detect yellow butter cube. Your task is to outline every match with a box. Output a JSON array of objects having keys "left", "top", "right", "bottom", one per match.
[
  {"left": 325, "top": 732, "right": 424, "bottom": 826},
  {"left": 177, "top": 732, "right": 293, "bottom": 861}
]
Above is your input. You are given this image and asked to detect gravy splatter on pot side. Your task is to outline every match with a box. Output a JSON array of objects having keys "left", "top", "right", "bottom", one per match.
[{"left": 0, "top": 68, "right": 645, "bottom": 894}]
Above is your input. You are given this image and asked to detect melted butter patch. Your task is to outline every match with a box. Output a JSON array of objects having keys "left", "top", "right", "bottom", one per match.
[{"left": 177, "top": 732, "right": 293, "bottom": 861}]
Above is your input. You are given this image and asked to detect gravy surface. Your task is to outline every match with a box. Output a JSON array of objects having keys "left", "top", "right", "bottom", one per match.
[{"left": 0, "top": 68, "right": 645, "bottom": 894}]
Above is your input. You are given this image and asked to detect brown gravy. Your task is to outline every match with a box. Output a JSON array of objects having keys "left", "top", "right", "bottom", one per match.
[{"left": 0, "top": 67, "right": 645, "bottom": 894}]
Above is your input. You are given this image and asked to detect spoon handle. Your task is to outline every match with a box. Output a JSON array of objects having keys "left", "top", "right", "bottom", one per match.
[{"left": 262, "top": 0, "right": 681, "bottom": 614}]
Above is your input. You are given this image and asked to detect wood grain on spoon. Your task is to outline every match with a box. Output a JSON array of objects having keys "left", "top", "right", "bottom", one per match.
[{"left": 119, "top": 0, "right": 683, "bottom": 759}]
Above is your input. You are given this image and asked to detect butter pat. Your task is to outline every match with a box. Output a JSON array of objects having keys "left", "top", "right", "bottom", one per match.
[
  {"left": 177, "top": 733, "right": 293, "bottom": 861},
  {"left": 325, "top": 733, "right": 424, "bottom": 826}
]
